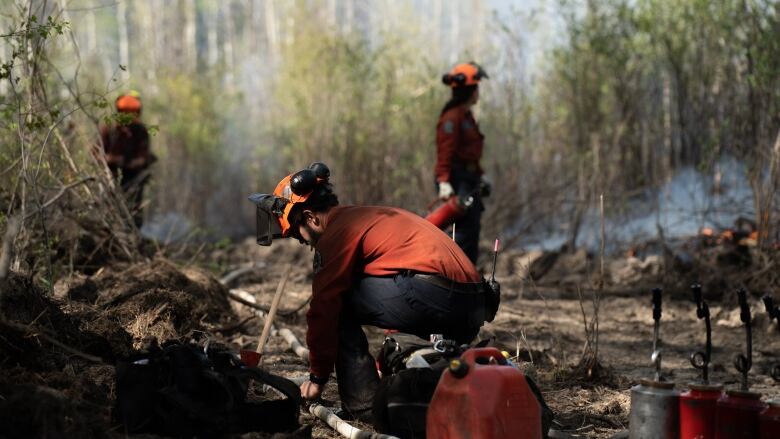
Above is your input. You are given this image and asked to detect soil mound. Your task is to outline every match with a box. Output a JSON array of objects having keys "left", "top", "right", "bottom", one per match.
[
  {"left": 0, "top": 366, "right": 115, "bottom": 439},
  {"left": 0, "top": 273, "right": 133, "bottom": 370},
  {"left": 93, "top": 259, "right": 236, "bottom": 347}
]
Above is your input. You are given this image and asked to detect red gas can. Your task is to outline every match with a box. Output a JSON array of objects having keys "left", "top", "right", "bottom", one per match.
[
  {"left": 714, "top": 390, "right": 767, "bottom": 439},
  {"left": 760, "top": 399, "right": 780, "bottom": 439},
  {"left": 679, "top": 383, "right": 723, "bottom": 439},
  {"left": 425, "top": 196, "right": 466, "bottom": 229},
  {"left": 426, "top": 347, "right": 542, "bottom": 439}
]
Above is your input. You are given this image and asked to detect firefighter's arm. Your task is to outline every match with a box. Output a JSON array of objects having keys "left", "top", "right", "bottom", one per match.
[
  {"left": 434, "top": 114, "right": 460, "bottom": 183},
  {"left": 305, "top": 234, "right": 361, "bottom": 385}
]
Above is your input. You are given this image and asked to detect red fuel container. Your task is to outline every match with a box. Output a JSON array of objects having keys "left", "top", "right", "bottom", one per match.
[
  {"left": 679, "top": 383, "right": 723, "bottom": 439},
  {"left": 760, "top": 399, "right": 780, "bottom": 439},
  {"left": 426, "top": 347, "right": 542, "bottom": 439},
  {"left": 425, "top": 196, "right": 466, "bottom": 229},
  {"left": 714, "top": 390, "right": 767, "bottom": 439}
]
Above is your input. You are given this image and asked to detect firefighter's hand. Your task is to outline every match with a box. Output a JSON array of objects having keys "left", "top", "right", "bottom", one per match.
[
  {"left": 438, "top": 181, "right": 455, "bottom": 200},
  {"left": 300, "top": 380, "right": 323, "bottom": 400}
]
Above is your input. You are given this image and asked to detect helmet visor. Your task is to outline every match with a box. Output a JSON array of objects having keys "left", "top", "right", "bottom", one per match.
[
  {"left": 255, "top": 206, "right": 283, "bottom": 246},
  {"left": 248, "top": 193, "right": 286, "bottom": 246}
]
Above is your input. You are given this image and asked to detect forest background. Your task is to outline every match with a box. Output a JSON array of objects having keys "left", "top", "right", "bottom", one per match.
[{"left": 0, "top": 0, "right": 778, "bottom": 279}]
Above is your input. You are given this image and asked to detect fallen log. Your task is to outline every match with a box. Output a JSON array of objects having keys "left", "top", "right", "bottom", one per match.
[
  {"left": 279, "top": 327, "right": 309, "bottom": 359},
  {"left": 309, "top": 404, "right": 400, "bottom": 439}
]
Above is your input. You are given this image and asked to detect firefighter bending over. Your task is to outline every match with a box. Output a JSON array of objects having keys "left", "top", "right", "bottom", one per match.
[
  {"left": 100, "top": 91, "right": 153, "bottom": 227},
  {"left": 249, "top": 162, "right": 499, "bottom": 422},
  {"left": 435, "top": 62, "right": 490, "bottom": 263}
]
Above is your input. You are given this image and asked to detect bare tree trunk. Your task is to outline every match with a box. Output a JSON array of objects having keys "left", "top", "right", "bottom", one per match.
[
  {"left": 207, "top": 2, "right": 219, "bottom": 66},
  {"left": 116, "top": 0, "right": 130, "bottom": 82},
  {"left": 265, "top": 0, "right": 279, "bottom": 61},
  {"left": 137, "top": 1, "right": 158, "bottom": 84},
  {"left": 449, "top": 0, "right": 460, "bottom": 63},
  {"left": 222, "top": 0, "right": 235, "bottom": 85},
  {"left": 328, "top": 0, "right": 337, "bottom": 28},
  {"left": 344, "top": 0, "right": 354, "bottom": 33},
  {"left": 183, "top": 0, "right": 197, "bottom": 72},
  {"left": 662, "top": 70, "right": 673, "bottom": 172}
]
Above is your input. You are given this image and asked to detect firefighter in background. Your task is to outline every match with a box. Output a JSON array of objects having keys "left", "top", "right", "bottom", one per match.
[
  {"left": 100, "top": 91, "right": 153, "bottom": 227},
  {"left": 249, "top": 163, "right": 498, "bottom": 422},
  {"left": 435, "top": 62, "right": 490, "bottom": 263}
]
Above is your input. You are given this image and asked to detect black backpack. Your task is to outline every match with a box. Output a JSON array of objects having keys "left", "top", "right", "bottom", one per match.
[{"left": 115, "top": 342, "right": 302, "bottom": 437}]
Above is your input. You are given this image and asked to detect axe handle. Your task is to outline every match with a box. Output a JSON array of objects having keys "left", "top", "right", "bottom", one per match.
[{"left": 256, "top": 264, "right": 292, "bottom": 358}]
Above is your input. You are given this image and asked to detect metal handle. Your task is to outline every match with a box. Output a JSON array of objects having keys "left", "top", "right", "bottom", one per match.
[
  {"left": 691, "top": 282, "right": 703, "bottom": 308},
  {"left": 737, "top": 288, "right": 750, "bottom": 323},
  {"left": 764, "top": 294, "right": 780, "bottom": 325},
  {"left": 690, "top": 282, "right": 712, "bottom": 383},
  {"left": 735, "top": 288, "right": 752, "bottom": 391},
  {"left": 652, "top": 288, "right": 662, "bottom": 322}
]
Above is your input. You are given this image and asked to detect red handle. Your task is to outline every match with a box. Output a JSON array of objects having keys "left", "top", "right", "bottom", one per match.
[{"left": 460, "top": 347, "right": 507, "bottom": 366}]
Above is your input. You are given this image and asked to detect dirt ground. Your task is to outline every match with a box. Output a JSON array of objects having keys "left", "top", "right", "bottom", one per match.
[
  {"left": 1, "top": 237, "right": 779, "bottom": 438},
  {"left": 222, "top": 238, "right": 780, "bottom": 438}
]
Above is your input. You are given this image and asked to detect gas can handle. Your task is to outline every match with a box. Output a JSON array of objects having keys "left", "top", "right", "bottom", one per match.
[{"left": 459, "top": 347, "right": 509, "bottom": 366}]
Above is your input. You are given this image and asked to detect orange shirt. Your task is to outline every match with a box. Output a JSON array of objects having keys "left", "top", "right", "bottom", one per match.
[
  {"left": 307, "top": 205, "right": 479, "bottom": 377},
  {"left": 435, "top": 106, "right": 484, "bottom": 182}
]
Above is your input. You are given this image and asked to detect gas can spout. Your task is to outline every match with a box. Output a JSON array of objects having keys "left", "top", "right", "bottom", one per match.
[
  {"left": 690, "top": 282, "right": 712, "bottom": 384},
  {"left": 735, "top": 288, "right": 753, "bottom": 391}
]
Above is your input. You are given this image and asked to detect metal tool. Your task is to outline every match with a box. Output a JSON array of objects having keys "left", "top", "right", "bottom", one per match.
[
  {"left": 690, "top": 282, "right": 712, "bottom": 383},
  {"left": 734, "top": 288, "right": 752, "bottom": 391},
  {"left": 652, "top": 287, "right": 663, "bottom": 381}
]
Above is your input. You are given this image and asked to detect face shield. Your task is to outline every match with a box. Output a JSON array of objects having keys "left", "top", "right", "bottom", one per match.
[{"left": 248, "top": 193, "right": 288, "bottom": 246}]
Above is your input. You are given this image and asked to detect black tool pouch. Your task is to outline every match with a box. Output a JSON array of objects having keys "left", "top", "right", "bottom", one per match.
[{"left": 484, "top": 279, "right": 500, "bottom": 322}]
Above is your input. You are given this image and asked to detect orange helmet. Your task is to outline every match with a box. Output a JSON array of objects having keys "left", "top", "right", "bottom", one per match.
[
  {"left": 248, "top": 162, "right": 331, "bottom": 245},
  {"left": 442, "top": 62, "right": 489, "bottom": 88},
  {"left": 115, "top": 91, "right": 142, "bottom": 113}
]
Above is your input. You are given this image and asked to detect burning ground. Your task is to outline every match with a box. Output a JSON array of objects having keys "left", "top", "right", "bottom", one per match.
[{"left": 1, "top": 236, "right": 779, "bottom": 438}]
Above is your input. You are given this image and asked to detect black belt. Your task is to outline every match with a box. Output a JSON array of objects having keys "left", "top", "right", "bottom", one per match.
[{"left": 412, "top": 273, "right": 484, "bottom": 295}]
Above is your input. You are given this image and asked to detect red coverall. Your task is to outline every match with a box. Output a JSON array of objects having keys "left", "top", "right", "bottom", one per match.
[
  {"left": 100, "top": 121, "right": 151, "bottom": 226},
  {"left": 307, "top": 205, "right": 486, "bottom": 416},
  {"left": 434, "top": 105, "right": 485, "bottom": 262}
]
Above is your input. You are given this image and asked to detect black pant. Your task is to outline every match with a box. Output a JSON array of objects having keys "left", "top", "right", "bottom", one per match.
[
  {"left": 119, "top": 168, "right": 149, "bottom": 228},
  {"left": 438, "top": 166, "right": 482, "bottom": 263},
  {"left": 336, "top": 274, "right": 486, "bottom": 415}
]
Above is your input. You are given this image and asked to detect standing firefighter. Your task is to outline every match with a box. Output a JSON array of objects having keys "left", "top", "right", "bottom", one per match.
[
  {"left": 248, "top": 163, "right": 499, "bottom": 422},
  {"left": 100, "top": 91, "right": 153, "bottom": 227},
  {"left": 434, "top": 62, "right": 490, "bottom": 263}
]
